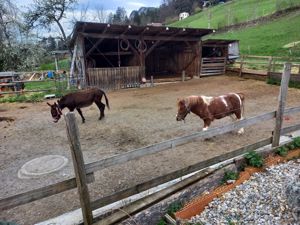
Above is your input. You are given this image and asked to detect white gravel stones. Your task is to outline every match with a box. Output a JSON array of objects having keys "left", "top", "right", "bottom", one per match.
[{"left": 189, "top": 160, "right": 300, "bottom": 225}]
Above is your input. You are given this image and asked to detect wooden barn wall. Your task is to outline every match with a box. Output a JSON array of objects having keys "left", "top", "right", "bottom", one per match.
[
  {"left": 145, "top": 43, "right": 199, "bottom": 78},
  {"left": 87, "top": 66, "right": 142, "bottom": 90}
]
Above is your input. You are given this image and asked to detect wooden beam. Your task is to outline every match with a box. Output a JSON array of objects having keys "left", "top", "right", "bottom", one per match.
[
  {"left": 272, "top": 63, "right": 291, "bottom": 147},
  {"left": 93, "top": 167, "right": 216, "bottom": 225},
  {"left": 80, "top": 32, "right": 200, "bottom": 42},
  {"left": 0, "top": 173, "right": 94, "bottom": 211},
  {"left": 64, "top": 113, "right": 93, "bottom": 225},
  {"left": 86, "top": 38, "right": 105, "bottom": 57},
  {"left": 90, "top": 137, "right": 272, "bottom": 210},
  {"left": 145, "top": 41, "right": 161, "bottom": 57},
  {"left": 90, "top": 52, "right": 133, "bottom": 56},
  {"left": 85, "top": 25, "right": 110, "bottom": 57},
  {"left": 281, "top": 123, "right": 300, "bottom": 135},
  {"left": 85, "top": 111, "right": 276, "bottom": 174}
]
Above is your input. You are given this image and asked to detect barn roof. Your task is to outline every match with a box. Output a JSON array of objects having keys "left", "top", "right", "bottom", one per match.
[
  {"left": 202, "top": 39, "right": 239, "bottom": 47},
  {"left": 70, "top": 22, "right": 214, "bottom": 45}
]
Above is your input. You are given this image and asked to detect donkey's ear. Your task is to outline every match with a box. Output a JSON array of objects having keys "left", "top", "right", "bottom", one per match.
[{"left": 47, "top": 102, "right": 52, "bottom": 107}]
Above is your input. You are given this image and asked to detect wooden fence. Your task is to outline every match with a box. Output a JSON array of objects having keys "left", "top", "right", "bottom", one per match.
[
  {"left": 200, "top": 57, "right": 226, "bottom": 76},
  {"left": 87, "top": 66, "right": 143, "bottom": 90},
  {"left": 1, "top": 63, "right": 300, "bottom": 224},
  {"left": 228, "top": 55, "right": 300, "bottom": 79}
]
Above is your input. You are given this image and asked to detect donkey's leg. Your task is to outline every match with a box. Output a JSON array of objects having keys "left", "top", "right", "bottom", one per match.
[
  {"left": 76, "top": 108, "right": 85, "bottom": 123},
  {"left": 95, "top": 101, "right": 105, "bottom": 120}
]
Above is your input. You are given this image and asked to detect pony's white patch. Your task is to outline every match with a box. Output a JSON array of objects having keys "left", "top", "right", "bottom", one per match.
[
  {"left": 203, "top": 127, "right": 208, "bottom": 131},
  {"left": 238, "top": 127, "right": 245, "bottom": 134},
  {"left": 221, "top": 96, "right": 229, "bottom": 108},
  {"left": 201, "top": 96, "right": 213, "bottom": 105}
]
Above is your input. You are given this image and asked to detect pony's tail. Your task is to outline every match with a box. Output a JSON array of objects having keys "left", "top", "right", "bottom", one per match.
[
  {"left": 237, "top": 92, "right": 245, "bottom": 118},
  {"left": 103, "top": 91, "right": 110, "bottom": 110}
]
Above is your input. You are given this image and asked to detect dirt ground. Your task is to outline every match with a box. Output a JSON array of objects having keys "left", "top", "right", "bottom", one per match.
[{"left": 1, "top": 75, "right": 300, "bottom": 225}]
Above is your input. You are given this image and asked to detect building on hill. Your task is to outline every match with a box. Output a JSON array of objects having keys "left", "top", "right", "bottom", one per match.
[{"left": 179, "top": 12, "right": 189, "bottom": 20}]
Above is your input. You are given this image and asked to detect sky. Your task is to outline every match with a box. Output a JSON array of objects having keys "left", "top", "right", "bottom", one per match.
[
  {"left": 14, "top": 0, "right": 162, "bottom": 16},
  {"left": 14, "top": 0, "right": 162, "bottom": 37}
]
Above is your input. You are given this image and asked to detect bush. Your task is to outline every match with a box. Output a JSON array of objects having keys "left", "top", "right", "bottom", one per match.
[
  {"left": 276, "top": 146, "right": 289, "bottom": 156},
  {"left": 245, "top": 151, "right": 264, "bottom": 168},
  {"left": 222, "top": 170, "right": 239, "bottom": 184}
]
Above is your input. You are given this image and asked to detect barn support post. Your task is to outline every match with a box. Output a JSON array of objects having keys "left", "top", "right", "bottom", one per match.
[
  {"left": 272, "top": 63, "right": 291, "bottom": 147},
  {"left": 77, "top": 35, "right": 87, "bottom": 89},
  {"left": 69, "top": 44, "right": 78, "bottom": 89},
  {"left": 64, "top": 112, "right": 93, "bottom": 225},
  {"left": 198, "top": 41, "right": 202, "bottom": 78},
  {"left": 239, "top": 55, "right": 244, "bottom": 77},
  {"left": 182, "top": 70, "right": 185, "bottom": 82},
  {"left": 267, "top": 56, "right": 273, "bottom": 76}
]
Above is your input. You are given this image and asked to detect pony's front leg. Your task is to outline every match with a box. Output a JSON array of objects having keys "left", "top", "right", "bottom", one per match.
[
  {"left": 203, "top": 119, "right": 211, "bottom": 131},
  {"left": 236, "top": 117, "right": 244, "bottom": 134}
]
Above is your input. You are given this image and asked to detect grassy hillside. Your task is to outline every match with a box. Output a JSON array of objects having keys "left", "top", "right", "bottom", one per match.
[
  {"left": 206, "top": 10, "right": 300, "bottom": 57},
  {"left": 170, "top": 0, "right": 300, "bottom": 29}
]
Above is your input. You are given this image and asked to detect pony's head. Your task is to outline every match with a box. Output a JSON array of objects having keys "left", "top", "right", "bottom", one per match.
[
  {"left": 176, "top": 98, "right": 190, "bottom": 121},
  {"left": 47, "top": 102, "right": 62, "bottom": 123}
]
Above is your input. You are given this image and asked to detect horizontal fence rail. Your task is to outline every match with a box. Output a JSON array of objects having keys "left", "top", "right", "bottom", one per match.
[
  {"left": 1, "top": 106, "right": 300, "bottom": 212},
  {"left": 90, "top": 136, "right": 273, "bottom": 210},
  {"left": 85, "top": 110, "right": 276, "bottom": 174},
  {"left": 0, "top": 173, "right": 95, "bottom": 211}
]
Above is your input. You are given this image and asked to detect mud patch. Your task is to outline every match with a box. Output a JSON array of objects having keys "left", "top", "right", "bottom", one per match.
[{"left": 0, "top": 116, "right": 15, "bottom": 122}]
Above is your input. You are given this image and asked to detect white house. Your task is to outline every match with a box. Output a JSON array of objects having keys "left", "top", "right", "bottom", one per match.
[{"left": 179, "top": 12, "right": 189, "bottom": 20}]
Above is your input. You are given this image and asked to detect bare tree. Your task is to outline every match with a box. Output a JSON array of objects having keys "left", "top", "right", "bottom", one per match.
[
  {"left": 24, "top": 0, "right": 78, "bottom": 54},
  {"left": 94, "top": 5, "right": 107, "bottom": 23}
]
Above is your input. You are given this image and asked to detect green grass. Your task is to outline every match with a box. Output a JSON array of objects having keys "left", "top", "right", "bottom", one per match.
[
  {"left": 207, "top": 10, "right": 300, "bottom": 57},
  {"left": 39, "top": 59, "right": 70, "bottom": 71},
  {"left": 267, "top": 77, "right": 300, "bottom": 88},
  {"left": 170, "top": 0, "right": 300, "bottom": 29},
  {"left": 25, "top": 80, "right": 57, "bottom": 90}
]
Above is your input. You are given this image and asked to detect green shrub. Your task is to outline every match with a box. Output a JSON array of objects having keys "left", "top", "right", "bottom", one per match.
[
  {"left": 276, "top": 146, "right": 288, "bottom": 156},
  {"left": 167, "top": 201, "right": 183, "bottom": 216},
  {"left": 245, "top": 151, "right": 264, "bottom": 168},
  {"left": 293, "top": 137, "right": 300, "bottom": 148},
  {"left": 222, "top": 170, "right": 239, "bottom": 184},
  {"left": 156, "top": 219, "right": 167, "bottom": 225}
]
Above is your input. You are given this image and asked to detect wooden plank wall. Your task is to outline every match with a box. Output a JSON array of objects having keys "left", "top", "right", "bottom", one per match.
[{"left": 87, "top": 66, "right": 142, "bottom": 90}]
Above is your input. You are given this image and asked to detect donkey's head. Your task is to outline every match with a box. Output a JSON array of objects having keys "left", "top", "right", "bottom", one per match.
[{"left": 47, "top": 102, "right": 62, "bottom": 123}]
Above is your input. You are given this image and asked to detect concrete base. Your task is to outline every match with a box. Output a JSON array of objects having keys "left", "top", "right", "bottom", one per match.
[{"left": 18, "top": 155, "right": 68, "bottom": 179}]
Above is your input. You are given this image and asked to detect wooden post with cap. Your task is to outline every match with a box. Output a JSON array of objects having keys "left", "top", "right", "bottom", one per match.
[
  {"left": 272, "top": 63, "right": 291, "bottom": 147},
  {"left": 64, "top": 112, "right": 93, "bottom": 225}
]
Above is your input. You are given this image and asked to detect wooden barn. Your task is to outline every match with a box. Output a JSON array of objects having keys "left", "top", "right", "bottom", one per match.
[{"left": 70, "top": 22, "right": 213, "bottom": 89}]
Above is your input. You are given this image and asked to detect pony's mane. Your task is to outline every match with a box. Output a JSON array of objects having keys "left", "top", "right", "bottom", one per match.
[{"left": 185, "top": 95, "right": 202, "bottom": 107}]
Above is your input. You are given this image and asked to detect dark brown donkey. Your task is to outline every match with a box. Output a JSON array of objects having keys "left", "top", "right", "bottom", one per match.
[{"left": 47, "top": 88, "right": 110, "bottom": 123}]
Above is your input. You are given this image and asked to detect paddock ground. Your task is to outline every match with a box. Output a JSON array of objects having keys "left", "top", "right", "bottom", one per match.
[{"left": 1, "top": 75, "right": 300, "bottom": 225}]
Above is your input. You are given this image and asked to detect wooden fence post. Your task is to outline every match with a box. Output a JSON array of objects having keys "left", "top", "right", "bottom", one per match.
[
  {"left": 239, "top": 55, "right": 244, "bottom": 77},
  {"left": 267, "top": 56, "right": 273, "bottom": 77},
  {"left": 64, "top": 112, "right": 93, "bottom": 225},
  {"left": 272, "top": 63, "right": 291, "bottom": 147},
  {"left": 182, "top": 70, "right": 185, "bottom": 82}
]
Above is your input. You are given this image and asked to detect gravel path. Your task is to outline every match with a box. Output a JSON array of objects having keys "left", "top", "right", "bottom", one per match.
[{"left": 190, "top": 160, "right": 300, "bottom": 225}]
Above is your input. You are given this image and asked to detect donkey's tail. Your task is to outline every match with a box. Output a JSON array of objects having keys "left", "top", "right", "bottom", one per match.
[
  {"left": 103, "top": 91, "right": 110, "bottom": 110},
  {"left": 237, "top": 92, "right": 245, "bottom": 118}
]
